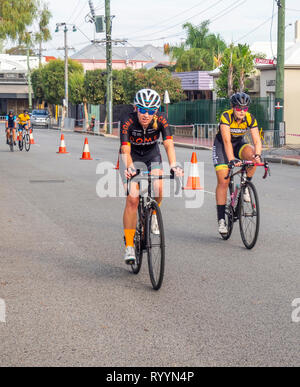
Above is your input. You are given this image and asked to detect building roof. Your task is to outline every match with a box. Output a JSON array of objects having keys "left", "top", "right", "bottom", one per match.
[
  {"left": 0, "top": 54, "right": 45, "bottom": 71},
  {"left": 172, "top": 71, "right": 214, "bottom": 91},
  {"left": 71, "top": 44, "right": 171, "bottom": 63}
]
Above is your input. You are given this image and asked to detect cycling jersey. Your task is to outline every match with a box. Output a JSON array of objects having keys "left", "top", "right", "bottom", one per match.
[
  {"left": 18, "top": 114, "right": 30, "bottom": 125},
  {"left": 120, "top": 112, "right": 173, "bottom": 156},
  {"left": 216, "top": 109, "right": 258, "bottom": 143},
  {"left": 6, "top": 115, "right": 16, "bottom": 128}
]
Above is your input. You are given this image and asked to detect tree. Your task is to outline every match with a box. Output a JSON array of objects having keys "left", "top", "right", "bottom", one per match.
[
  {"left": 69, "top": 71, "right": 89, "bottom": 128},
  {"left": 170, "top": 21, "right": 227, "bottom": 72},
  {"left": 216, "top": 44, "right": 257, "bottom": 98},
  {"left": 236, "top": 44, "right": 255, "bottom": 92},
  {"left": 0, "top": 0, "right": 38, "bottom": 41},
  {"left": 5, "top": 45, "right": 35, "bottom": 55},
  {"left": 34, "top": 2, "right": 52, "bottom": 66},
  {"left": 31, "top": 66, "right": 45, "bottom": 102},
  {"left": 37, "top": 59, "right": 83, "bottom": 105}
]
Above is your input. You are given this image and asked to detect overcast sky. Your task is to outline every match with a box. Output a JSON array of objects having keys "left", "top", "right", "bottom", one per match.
[{"left": 40, "top": 0, "right": 300, "bottom": 58}]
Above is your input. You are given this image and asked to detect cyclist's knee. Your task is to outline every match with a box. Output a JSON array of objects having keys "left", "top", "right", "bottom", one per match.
[{"left": 126, "top": 195, "right": 139, "bottom": 210}]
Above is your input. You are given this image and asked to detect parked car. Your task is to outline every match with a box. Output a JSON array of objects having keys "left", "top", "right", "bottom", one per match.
[{"left": 31, "top": 109, "right": 50, "bottom": 128}]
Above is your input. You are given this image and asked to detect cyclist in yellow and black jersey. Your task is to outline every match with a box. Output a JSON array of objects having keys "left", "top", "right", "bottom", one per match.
[{"left": 213, "top": 92, "right": 262, "bottom": 236}]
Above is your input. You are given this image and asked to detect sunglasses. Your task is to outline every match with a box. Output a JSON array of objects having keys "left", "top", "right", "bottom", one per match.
[
  {"left": 137, "top": 107, "right": 156, "bottom": 115},
  {"left": 234, "top": 107, "right": 249, "bottom": 112}
]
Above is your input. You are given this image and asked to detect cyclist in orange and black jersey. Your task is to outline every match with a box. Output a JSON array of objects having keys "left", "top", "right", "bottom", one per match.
[{"left": 120, "top": 88, "right": 183, "bottom": 265}]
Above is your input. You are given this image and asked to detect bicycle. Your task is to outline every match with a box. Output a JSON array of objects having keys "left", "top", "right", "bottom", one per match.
[
  {"left": 128, "top": 170, "right": 179, "bottom": 290},
  {"left": 7, "top": 128, "right": 15, "bottom": 152},
  {"left": 222, "top": 160, "right": 270, "bottom": 249},
  {"left": 18, "top": 126, "right": 31, "bottom": 152}
]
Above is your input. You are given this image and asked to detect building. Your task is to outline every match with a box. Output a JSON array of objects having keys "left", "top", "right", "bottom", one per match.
[
  {"left": 0, "top": 54, "right": 46, "bottom": 115},
  {"left": 71, "top": 44, "right": 173, "bottom": 71},
  {"left": 256, "top": 21, "right": 300, "bottom": 145},
  {"left": 172, "top": 71, "right": 214, "bottom": 100}
]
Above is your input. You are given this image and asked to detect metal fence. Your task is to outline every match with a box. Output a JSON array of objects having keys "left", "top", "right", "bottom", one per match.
[{"left": 168, "top": 98, "right": 272, "bottom": 132}]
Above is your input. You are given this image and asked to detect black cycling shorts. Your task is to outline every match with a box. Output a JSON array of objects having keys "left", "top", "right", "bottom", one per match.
[
  {"left": 213, "top": 136, "right": 250, "bottom": 171},
  {"left": 119, "top": 144, "right": 162, "bottom": 183}
]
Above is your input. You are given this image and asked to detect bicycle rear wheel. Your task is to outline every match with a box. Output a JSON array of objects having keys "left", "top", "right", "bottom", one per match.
[
  {"left": 239, "top": 182, "right": 260, "bottom": 249},
  {"left": 132, "top": 205, "right": 144, "bottom": 275},
  {"left": 146, "top": 201, "right": 165, "bottom": 290},
  {"left": 24, "top": 133, "right": 30, "bottom": 152}
]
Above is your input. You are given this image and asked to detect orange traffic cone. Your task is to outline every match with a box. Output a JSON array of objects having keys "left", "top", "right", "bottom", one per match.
[
  {"left": 80, "top": 137, "right": 93, "bottom": 160},
  {"left": 183, "top": 152, "right": 203, "bottom": 190},
  {"left": 57, "top": 134, "right": 69, "bottom": 154},
  {"left": 29, "top": 129, "right": 35, "bottom": 144},
  {"left": 114, "top": 154, "right": 120, "bottom": 170}
]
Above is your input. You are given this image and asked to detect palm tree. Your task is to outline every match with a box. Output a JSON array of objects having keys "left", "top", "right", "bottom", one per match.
[
  {"left": 236, "top": 44, "right": 255, "bottom": 92},
  {"left": 169, "top": 20, "right": 227, "bottom": 72},
  {"left": 35, "top": 2, "right": 52, "bottom": 66}
]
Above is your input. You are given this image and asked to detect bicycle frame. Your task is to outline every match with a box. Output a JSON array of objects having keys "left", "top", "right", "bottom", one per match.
[{"left": 226, "top": 160, "right": 270, "bottom": 219}]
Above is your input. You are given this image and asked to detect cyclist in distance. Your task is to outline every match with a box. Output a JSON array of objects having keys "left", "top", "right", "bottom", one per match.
[
  {"left": 213, "top": 92, "right": 262, "bottom": 236},
  {"left": 120, "top": 88, "right": 183, "bottom": 265},
  {"left": 18, "top": 109, "right": 31, "bottom": 146},
  {"left": 5, "top": 110, "right": 17, "bottom": 146}
]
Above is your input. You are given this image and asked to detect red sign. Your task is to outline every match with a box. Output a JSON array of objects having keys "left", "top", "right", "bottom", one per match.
[{"left": 255, "top": 58, "right": 275, "bottom": 65}]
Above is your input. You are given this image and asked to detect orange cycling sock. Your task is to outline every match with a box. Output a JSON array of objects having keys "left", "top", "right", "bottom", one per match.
[{"left": 124, "top": 229, "right": 136, "bottom": 247}]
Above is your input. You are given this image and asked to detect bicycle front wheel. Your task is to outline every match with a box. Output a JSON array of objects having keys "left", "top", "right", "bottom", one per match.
[
  {"left": 146, "top": 201, "right": 165, "bottom": 290},
  {"left": 239, "top": 182, "right": 260, "bottom": 249},
  {"left": 132, "top": 205, "right": 144, "bottom": 275},
  {"left": 24, "top": 133, "right": 30, "bottom": 152}
]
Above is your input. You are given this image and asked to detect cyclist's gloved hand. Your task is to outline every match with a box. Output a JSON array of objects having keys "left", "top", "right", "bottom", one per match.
[
  {"left": 170, "top": 164, "right": 184, "bottom": 177},
  {"left": 228, "top": 159, "right": 241, "bottom": 169},
  {"left": 125, "top": 166, "right": 137, "bottom": 180},
  {"left": 253, "top": 154, "right": 262, "bottom": 163}
]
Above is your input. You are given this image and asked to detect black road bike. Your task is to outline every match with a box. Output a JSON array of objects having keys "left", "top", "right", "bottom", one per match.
[
  {"left": 222, "top": 160, "right": 270, "bottom": 249},
  {"left": 128, "top": 170, "right": 179, "bottom": 290},
  {"left": 8, "top": 129, "right": 15, "bottom": 152},
  {"left": 18, "top": 127, "right": 31, "bottom": 152}
]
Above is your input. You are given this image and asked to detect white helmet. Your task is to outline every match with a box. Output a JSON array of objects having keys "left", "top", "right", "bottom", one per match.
[{"left": 134, "top": 88, "right": 161, "bottom": 110}]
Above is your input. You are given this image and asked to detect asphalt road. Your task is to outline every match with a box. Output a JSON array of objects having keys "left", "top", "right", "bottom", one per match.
[{"left": 0, "top": 129, "right": 299, "bottom": 367}]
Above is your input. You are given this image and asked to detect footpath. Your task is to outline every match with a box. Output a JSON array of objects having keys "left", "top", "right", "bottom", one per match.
[{"left": 70, "top": 126, "right": 300, "bottom": 167}]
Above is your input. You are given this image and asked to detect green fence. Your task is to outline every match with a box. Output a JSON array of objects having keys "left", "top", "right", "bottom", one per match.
[{"left": 168, "top": 98, "right": 272, "bottom": 131}]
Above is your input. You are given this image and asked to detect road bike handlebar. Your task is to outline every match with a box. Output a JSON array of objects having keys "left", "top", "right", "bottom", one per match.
[
  {"left": 225, "top": 160, "right": 271, "bottom": 180},
  {"left": 127, "top": 169, "right": 182, "bottom": 196}
]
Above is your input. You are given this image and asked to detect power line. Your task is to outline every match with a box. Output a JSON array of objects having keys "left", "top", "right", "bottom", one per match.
[
  {"left": 270, "top": 0, "right": 276, "bottom": 59},
  {"left": 67, "top": 0, "right": 82, "bottom": 24},
  {"left": 127, "top": 0, "right": 246, "bottom": 44},
  {"left": 234, "top": 14, "right": 278, "bottom": 44},
  {"left": 126, "top": 0, "right": 226, "bottom": 40},
  {"left": 126, "top": 0, "right": 211, "bottom": 38},
  {"left": 210, "top": 0, "right": 247, "bottom": 24}
]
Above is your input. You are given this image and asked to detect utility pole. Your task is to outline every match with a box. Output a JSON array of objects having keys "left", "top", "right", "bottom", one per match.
[
  {"left": 274, "top": 0, "right": 285, "bottom": 147},
  {"left": 56, "top": 23, "right": 76, "bottom": 127},
  {"left": 26, "top": 35, "right": 33, "bottom": 112},
  {"left": 105, "top": 0, "right": 113, "bottom": 135},
  {"left": 64, "top": 24, "right": 69, "bottom": 120}
]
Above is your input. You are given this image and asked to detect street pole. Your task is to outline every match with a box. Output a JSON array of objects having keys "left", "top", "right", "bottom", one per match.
[
  {"left": 64, "top": 25, "right": 69, "bottom": 120},
  {"left": 274, "top": 0, "right": 285, "bottom": 147},
  {"left": 105, "top": 0, "right": 113, "bottom": 134},
  {"left": 27, "top": 46, "right": 32, "bottom": 111}
]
